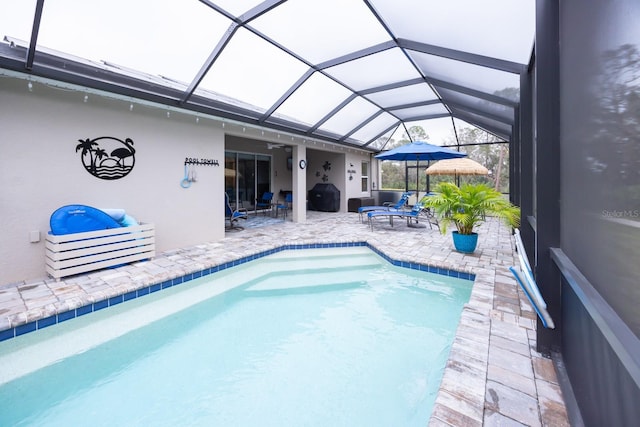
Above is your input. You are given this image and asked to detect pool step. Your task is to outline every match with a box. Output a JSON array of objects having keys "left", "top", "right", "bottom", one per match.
[
  {"left": 263, "top": 246, "right": 374, "bottom": 262},
  {"left": 243, "top": 265, "right": 375, "bottom": 294},
  {"left": 260, "top": 251, "right": 379, "bottom": 271},
  {"left": 234, "top": 250, "right": 380, "bottom": 282},
  {"left": 202, "top": 248, "right": 382, "bottom": 297},
  {"left": 243, "top": 280, "right": 364, "bottom": 297}
]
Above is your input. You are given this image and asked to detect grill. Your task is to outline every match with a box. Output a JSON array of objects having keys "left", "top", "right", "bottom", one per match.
[{"left": 308, "top": 183, "right": 340, "bottom": 212}]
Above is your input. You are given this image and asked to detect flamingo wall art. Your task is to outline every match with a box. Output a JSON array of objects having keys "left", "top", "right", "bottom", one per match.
[{"left": 76, "top": 136, "right": 136, "bottom": 180}]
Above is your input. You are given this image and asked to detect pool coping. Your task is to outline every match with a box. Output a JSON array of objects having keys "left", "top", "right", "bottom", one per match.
[{"left": 0, "top": 241, "right": 475, "bottom": 342}]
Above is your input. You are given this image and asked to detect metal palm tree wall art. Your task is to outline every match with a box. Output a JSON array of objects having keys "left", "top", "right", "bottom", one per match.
[{"left": 76, "top": 136, "right": 136, "bottom": 180}]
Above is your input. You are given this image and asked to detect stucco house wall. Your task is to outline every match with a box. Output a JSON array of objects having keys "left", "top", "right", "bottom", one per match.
[
  {"left": 0, "top": 76, "right": 225, "bottom": 284},
  {"left": 0, "top": 74, "right": 374, "bottom": 284}
]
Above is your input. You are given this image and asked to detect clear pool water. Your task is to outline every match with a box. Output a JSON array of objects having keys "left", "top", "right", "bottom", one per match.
[{"left": 0, "top": 247, "right": 472, "bottom": 426}]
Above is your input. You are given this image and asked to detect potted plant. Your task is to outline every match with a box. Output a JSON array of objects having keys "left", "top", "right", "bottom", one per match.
[{"left": 424, "top": 182, "right": 520, "bottom": 253}]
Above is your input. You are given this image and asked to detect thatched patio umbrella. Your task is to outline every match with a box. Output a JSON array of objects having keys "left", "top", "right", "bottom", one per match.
[
  {"left": 426, "top": 157, "right": 488, "bottom": 177},
  {"left": 425, "top": 158, "right": 489, "bottom": 186}
]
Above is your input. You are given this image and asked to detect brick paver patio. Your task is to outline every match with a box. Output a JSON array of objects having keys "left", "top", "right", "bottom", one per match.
[{"left": 0, "top": 211, "right": 569, "bottom": 426}]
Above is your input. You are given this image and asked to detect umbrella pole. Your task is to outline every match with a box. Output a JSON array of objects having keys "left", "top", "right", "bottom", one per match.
[
  {"left": 405, "top": 161, "right": 409, "bottom": 194},
  {"left": 416, "top": 159, "right": 419, "bottom": 201}
]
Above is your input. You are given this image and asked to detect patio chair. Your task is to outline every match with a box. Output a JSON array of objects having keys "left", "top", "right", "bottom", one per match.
[
  {"left": 357, "top": 191, "right": 412, "bottom": 223},
  {"left": 275, "top": 193, "right": 292, "bottom": 219},
  {"left": 367, "top": 197, "right": 434, "bottom": 231},
  {"left": 255, "top": 191, "right": 274, "bottom": 215},
  {"left": 226, "top": 192, "right": 248, "bottom": 230}
]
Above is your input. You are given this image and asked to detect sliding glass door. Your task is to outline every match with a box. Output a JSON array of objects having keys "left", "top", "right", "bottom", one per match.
[
  {"left": 224, "top": 152, "right": 238, "bottom": 208},
  {"left": 225, "top": 151, "right": 271, "bottom": 210},
  {"left": 256, "top": 154, "right": 270, "bottom": 202},
  {"left": 237, "top": 153, "right": 255, "bottom": 209}
]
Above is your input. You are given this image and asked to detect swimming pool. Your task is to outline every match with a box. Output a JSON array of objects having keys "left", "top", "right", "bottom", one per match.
[{"left": 0, "top": 247, "right": 473, "bottom": 426}]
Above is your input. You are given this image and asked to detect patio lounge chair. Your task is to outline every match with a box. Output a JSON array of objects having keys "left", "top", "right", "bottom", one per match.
[
  {"left": 226, "top": 192, "right": 248, "bottom": 230},
  {"left": 357, "top": 191, "right": 412, "bottom": 223},
  {"left": 367, "top": 197, "right": 435, "bottom": 231}
]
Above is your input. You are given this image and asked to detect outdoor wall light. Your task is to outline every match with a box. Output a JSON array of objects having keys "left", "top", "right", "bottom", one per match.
[{"left": 27, "top": 81, "right": 33, "bottom": 92}]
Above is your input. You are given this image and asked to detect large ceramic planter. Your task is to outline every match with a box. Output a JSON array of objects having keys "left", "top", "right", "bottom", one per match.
[{"left": 452, "top": 231, "right": 478, "bottom": 253}]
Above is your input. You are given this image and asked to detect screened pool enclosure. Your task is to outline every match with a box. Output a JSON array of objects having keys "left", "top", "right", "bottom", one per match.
[
  {"left": 0, "top": 0, "right": 533, "bottom": 151},
  {"left": 3, "top": 2, "right": 640, "bottom": 426}
]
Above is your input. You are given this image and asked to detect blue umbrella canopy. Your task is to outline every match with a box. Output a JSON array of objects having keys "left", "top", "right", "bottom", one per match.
[
  {"left": 375, "top": 141, "right": 466, "bottom": 161},
  {"left": 375, "top": 141, "right": 466, "bottom": 199}
]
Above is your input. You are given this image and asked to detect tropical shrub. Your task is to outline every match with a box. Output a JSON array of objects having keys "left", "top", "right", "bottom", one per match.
[{"left": 424, "top": 182, "right": 520, "bottom": 235}]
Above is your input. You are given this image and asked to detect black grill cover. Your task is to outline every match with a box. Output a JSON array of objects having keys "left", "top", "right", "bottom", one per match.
[{"left": 308, "top": 183, "right": 340, "bottom": 212}]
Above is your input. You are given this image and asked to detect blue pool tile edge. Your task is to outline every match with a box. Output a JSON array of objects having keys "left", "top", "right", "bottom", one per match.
[{"left": 0, "top": 242, "right": 475, "bottom": 342}]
